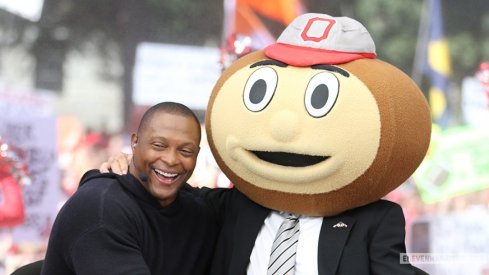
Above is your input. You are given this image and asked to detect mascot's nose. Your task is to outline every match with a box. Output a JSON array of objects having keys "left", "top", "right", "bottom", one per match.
[{"left": 270, "top": 110, "right": 299, "bottom": 142}]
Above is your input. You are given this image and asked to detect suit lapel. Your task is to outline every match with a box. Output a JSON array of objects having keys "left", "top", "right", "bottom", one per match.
[
  {"left": 317, "top": 216, "right": 355, "bottom": 275},
  {"left": 229, "top": 193, "right": 270, "bottom": 274}
]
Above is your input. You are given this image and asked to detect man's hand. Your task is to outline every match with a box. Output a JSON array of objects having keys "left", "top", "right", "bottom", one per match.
[{"left": 99, "top": 152, "right": 132, "bottom": 174}]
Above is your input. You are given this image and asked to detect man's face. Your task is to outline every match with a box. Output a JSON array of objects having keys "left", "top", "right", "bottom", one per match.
[{"left": 131, "top": 112, "right": 200, "bottom": 207}]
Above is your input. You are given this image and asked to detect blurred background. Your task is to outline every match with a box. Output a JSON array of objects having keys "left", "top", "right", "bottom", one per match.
[{"left": 0, "top": 0, "right": 488, "bottom": 274}]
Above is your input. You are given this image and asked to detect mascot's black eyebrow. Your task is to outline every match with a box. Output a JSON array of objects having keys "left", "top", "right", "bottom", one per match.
[
  {"left": 250, "top": 59, "right": 288, "bottom": 68},
  {"left": 250, "top": 60, "right": 350, "bottom": 78},
  {"left": 311, "top": 64, "right": 350, "bottom": 77}
]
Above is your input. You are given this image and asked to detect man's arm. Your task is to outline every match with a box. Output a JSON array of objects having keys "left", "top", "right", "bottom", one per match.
[
  {"left": 42, "top": 226, "right": 152, "bottom": 275},
  {"left": 102, "top": 152, "right": 235, "bottom": 224},
  {"left": 42, "top": 178, "right": 151, "bottom": 275},
  {"left": 70, "top": 227, "right": 151, "bottom": 274}
]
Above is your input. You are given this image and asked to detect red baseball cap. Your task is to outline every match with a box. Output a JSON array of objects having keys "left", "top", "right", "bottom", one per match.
[{"left": 264, "top": 13, "right": 377, "bottom": 67}]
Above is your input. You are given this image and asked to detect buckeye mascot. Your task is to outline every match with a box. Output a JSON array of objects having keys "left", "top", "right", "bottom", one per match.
[{"left": 204, "top": 13, "right": 431, "bottom": 275}]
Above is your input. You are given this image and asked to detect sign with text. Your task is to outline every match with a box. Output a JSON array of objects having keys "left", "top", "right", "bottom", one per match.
[
  {"left": 414, "top": 126, "right": 489, "bottom": 203},
  {"left": 0, "top": 91, "right": 60, "bottom": 244},
  {"left": 133, "top": 42, "right": 221, "bottom": 110},
  {"left": 461, "top": 76, "right": 489, "bottom": 127},
  {"left": 409, "top": 208, "right": 489, "bottom": 274}
]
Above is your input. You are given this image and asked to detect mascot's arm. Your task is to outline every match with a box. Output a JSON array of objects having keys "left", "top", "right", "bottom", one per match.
[
  {"left": 190, "top": 186, "right": 233, "bottom": 227},
  {"left": 368, "top": 203, "right": 416, "bottom": 275}
]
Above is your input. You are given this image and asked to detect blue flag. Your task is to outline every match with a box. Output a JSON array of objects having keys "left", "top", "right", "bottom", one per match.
[{"left": 424, "top": 0, "right": 452, "bottom": 127}]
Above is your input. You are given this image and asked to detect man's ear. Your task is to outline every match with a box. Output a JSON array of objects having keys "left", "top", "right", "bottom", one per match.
[{"left": 130, "top": 133, "right": 138, "bottom": 149}]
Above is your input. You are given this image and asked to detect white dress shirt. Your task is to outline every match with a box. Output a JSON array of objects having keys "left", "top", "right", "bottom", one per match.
[{"left": 247, "top": 211, "right": 323, "bottom": 275}]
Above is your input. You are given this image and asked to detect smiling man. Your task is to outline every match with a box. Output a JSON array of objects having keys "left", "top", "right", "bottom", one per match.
[
  {"left": 129, "top": 102, "right": 202, "bottom": 207},
  {"left": 41, "top": 102, "right": 218, "bottom": 275}
]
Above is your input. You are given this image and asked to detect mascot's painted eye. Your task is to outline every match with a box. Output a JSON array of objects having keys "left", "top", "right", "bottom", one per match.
[
  {"left": 304, "top": 72, "right": 339, "bottom": 118},
  {"left": 243, "top": 67, "right": 278, "bottom": 112}
]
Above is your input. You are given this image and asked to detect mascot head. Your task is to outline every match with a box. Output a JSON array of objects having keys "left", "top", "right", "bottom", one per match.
[{"left": 205, "top": 13, "right": 431, "bottom": 216}]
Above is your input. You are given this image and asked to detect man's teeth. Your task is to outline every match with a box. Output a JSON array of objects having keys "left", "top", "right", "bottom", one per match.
[{"left": 154, "top": 169, "right": 178, "bottom": 178}]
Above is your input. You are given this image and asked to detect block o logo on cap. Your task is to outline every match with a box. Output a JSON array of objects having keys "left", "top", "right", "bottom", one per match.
[{"left": 301, "top": 17, "right": 336, "bottom": 43}]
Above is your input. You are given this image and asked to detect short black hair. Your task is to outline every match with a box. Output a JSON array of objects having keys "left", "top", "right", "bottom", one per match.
[{"left": 137, "top": 102, "right": 201, "bottom": 140}]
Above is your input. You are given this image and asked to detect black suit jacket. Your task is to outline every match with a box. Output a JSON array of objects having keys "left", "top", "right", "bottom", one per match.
[{"left": 201, "top": 187, "right": 418, "bottom": 275}]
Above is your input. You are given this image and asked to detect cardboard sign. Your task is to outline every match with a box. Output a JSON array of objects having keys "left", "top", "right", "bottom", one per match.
[
  {"left": 414, "top": 126, "right": 489, "bottom": 203},
  {"left": 0, "top": 91, "right": 60, "bottom": 243}
]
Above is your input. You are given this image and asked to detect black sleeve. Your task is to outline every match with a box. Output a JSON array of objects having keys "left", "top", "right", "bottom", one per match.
[
  {"left": 70, "top": 226, "right": 151, "bottom": 275},
  {"left": 42, "top": 177, "right": 152, "bottom": 275},
  {"left": 183, "top": 184, "right": 233, "bottom": 226}
]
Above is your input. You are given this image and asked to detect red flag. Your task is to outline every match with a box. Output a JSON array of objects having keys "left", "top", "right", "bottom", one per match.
[
  {"left": 220, "top": 0, "right": 305, "bottom": 69},
  {"left": 235, "top": 2, "right": 275, "bottom": 48},
  {"left": 238, "top": 0, "right": 305, "bottom": 25}
]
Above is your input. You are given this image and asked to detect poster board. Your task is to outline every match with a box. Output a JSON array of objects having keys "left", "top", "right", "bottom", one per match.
[
  {"left": 0, "top": 91, "right": 59, "bottom": 244},
  {"left": 414, "top": 126, "right": 489, "bottom": 203},
  {"left": 409, "top": 207, "right": 489, "bottom": 274},
  {"left": 132, "top": 42, "right": 221, "bottom": 110}
]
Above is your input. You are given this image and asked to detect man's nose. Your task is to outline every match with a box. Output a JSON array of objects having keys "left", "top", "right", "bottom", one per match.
[{"left": 161, "top": 149, "right": 179, "bottom": 165}]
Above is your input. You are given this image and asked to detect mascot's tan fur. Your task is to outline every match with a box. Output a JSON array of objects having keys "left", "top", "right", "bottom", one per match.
[{"left": 206, "top": 49, "right": 431, "bottom": 217}]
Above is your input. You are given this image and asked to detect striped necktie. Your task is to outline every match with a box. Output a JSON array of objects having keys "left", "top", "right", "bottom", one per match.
[{"left": 267, "top": 213, "right": 300, "bottom": 275}]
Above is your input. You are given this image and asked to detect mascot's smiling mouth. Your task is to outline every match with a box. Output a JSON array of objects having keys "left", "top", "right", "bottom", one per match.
[
  {"left": 225, "top": 136, "right": 340, "bottom": 184},
  {"left": 252, "top": 151, "right": 328, "bottom": 167}
]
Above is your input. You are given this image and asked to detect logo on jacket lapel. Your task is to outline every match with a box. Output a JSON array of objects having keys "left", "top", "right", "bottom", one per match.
[{"left": 333, "top": 221, "right": 348, "bottom": 228}]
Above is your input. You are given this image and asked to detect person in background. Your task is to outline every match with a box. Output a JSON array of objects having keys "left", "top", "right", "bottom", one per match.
[
  {"left": 41, "top": 102, "right": 218, "bottom": 275},
  {"left": 0, "top": 136, "right": 28, "bottom": 228}
]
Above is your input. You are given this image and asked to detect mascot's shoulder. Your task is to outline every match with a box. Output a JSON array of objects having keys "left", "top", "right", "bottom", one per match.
[{"left": 341, "top": 199, "right": 403, "bottom": 218}]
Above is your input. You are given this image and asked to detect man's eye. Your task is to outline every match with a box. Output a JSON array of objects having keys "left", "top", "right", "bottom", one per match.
[{"left": 180, "top": 149, "right": 194, "bottom": 156}]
